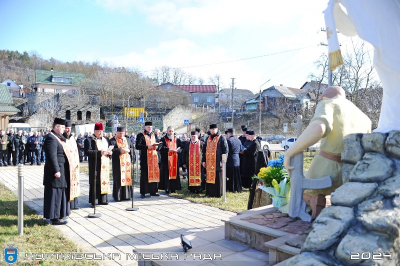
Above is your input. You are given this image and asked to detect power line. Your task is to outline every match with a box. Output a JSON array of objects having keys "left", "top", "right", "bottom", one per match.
[{"left": 143, "top": 45, "right": 319, "bottom": 72}]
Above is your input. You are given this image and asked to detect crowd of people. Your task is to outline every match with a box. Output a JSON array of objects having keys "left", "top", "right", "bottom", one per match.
[{"left": 3, "top": 117, "right": 273, "bottom": 225}]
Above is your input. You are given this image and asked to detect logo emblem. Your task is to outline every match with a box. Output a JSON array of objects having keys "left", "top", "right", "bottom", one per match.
[{"left": 4, "top": 248, "right": 18, "bottom": 264}]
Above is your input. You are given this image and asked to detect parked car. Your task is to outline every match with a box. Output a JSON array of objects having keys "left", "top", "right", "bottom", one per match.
[
  {"left": 281, "top": 137, "right": 297, "bottom": 150},
  {"left": 259, "top": 138, "right": 270, "bottom": 150},
  {"left": 308, "top": 141, "right": 321, "bottom": 151},
  {"left": 266, "top": 135, "right": 286, "bottom": 144}
]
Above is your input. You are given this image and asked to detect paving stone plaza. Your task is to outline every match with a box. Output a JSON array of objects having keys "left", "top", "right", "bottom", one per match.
[{"left": 0, "top": 165, "right": 269, "bottom": 265}]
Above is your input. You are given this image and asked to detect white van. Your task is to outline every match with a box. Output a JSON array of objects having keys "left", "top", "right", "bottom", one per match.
[{"left": 7, "top": 123, "right": 31, "bottom": 132}]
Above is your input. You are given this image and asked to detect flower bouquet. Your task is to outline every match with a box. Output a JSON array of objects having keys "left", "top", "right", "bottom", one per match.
[{"left": 253, "top": 154, "right": 291, "bottom": 212}]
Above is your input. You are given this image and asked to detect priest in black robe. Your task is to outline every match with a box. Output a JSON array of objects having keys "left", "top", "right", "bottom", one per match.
[
  {"left": 109, "top": 126, "right": 133, "bottom": 201},
  {"left": 43, "top": 118, "right": 69, "bottom": 225},
  {"left": 202, "top": 124, "right": 228, "bottom": 197},
  {"left": 226, "top": 128, "right": 242, "bottom": 193},
  {"left": 182, "top": 131, "right": 205, "bottom": 193},
  {"left": 136, "top": 121, "right": 160, "bottom": 198},
  {"left": 240, "top": 130, "right": 260, "bottom": 188},
  {"left": 84, "top": 122, "right": 111, "bottom": 206},
  {"left": 159, "top": 126, "right": 182, "bottom": 194}
]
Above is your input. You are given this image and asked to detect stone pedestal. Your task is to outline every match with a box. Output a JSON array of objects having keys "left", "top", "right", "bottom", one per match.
[{"left": 287, "top": 131, "right": 400, "bottom": 265}]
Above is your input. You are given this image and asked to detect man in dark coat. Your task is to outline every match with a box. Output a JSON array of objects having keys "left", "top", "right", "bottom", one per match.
[
  {"left": 85, "top": 122, "right": 111, "bottom": 206},
  {"left": 238, "top": 125, "right": 248, "bottom": 145},
  {"left": 248, "top": 147, "right": 272, "bottom": 209},
  {"left": 159, "top": 126, "right": 182, "bottom": 194},
  {"left": 226, "top": 128, "right": 242, "bottom": 193},
  {"left": 182, "top": 131, "right": 205, "bottom": 193},
  {"left": 202, "top": 124, "right": 228, "bottom": 197},
  {"left": 43, "top": 118, "right": 69, "bottom": 225},
  {"left": 28, "top": 131, "right": 42, "bottom": 165},
  {"left": 240, "top": 130, "right": 260, "bottom": 188},
  {"left": 0, "top": 129, "right": 8, "bottom": 166},
  {"left": 109, "top": 127, "right": 133, "bottom": 202},
  {"left": 7, "top": 129, "right": 14, "bottom": 165},
  {"left": 76, "top": 133, "right": 85, "bottom": 162},
  {"left": 12, "top": 130, "right": 26, "bottom": 165},
  {"left": 136, "top": 121, "right": 160, "bottom": 198}
]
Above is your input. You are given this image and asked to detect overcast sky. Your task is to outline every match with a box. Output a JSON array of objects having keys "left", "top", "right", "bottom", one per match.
[{"left": 0, "top": 0, "right": 372, "bottom": 93}]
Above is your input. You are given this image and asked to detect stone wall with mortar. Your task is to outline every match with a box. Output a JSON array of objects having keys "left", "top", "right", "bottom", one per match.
[{"left": 288, "top": 131, "right": 400, "bottom": 265}]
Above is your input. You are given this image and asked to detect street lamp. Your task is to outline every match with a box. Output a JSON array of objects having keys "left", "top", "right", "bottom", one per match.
[{"left": 259, "top": 79, "right": 271, "bottom": 136}]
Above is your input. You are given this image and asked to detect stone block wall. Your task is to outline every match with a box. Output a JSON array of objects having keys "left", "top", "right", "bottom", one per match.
[{"left": 288, "top": 131, "right": 400, "bottom": 265}]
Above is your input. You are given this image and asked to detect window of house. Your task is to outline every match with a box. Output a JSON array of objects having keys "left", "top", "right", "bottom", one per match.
[
  {"left": 77, "top": 111, "right": 82, "bottom": 120},
  {"left": 66, "top": 110, "right": 71, "bottom": 120},
  {"left": 193, "top": 97, "right": 199, "bottom": 103},
  {"left": 86, "top": 111, "right": 91, "bottom": 120},
  {"left": 63, "top": 78, "right": 71, "bottom": 83},
  {"left": 7, "top": 82, "right": 11, "bottom": 86},
  {"left": 207, "top": 96, "right": 213, "bottom": 103}
]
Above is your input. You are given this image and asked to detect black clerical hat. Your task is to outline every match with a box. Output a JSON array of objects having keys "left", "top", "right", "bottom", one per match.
[
  {"left": 145, "top": 121, "right": 152, "bottom": 126},
  {"left": 117, "top": 126, "right": 125, "bottom": 132},
  {"left": 65, "top": 120, "right": 72, "bottom": 127},
  {"left": 54, "top": 118, "right": 66, "bottom": 125},
  {"left": 209, "top": 124, "right": 218, "bottom": 129},
  {"left": 227, "top": 128, "right": 235, "bottom": 133}
]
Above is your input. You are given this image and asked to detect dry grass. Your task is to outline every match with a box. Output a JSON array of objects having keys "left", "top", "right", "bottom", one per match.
[
  {"left": 0, "top": 183, "right": 95, "bottom": 265},
  {"left": 79, "top": 154, "right": 315, "bottom": 214}
]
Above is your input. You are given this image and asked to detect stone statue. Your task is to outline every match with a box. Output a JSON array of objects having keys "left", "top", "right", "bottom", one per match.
[
  {"left": 284, "top": 86, "right": 371, "bottom": 219},
  {"left": 333, "top": 0, "right": 400, "bottom": 133}
]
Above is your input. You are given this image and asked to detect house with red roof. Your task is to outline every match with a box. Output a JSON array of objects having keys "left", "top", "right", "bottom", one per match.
[{"left": 158, "top": 82, "right": 217, "bottom": 107}]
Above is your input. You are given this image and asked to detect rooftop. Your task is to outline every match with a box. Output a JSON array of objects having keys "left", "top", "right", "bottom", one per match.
[
  {"left": 177, "top": 85, "right": 217, "bottom": 93},
  {"left": 35, "top": 69, "right": 86, "bottom": 86}
]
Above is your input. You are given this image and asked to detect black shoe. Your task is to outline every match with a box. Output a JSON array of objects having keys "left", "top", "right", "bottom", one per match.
[
  {"left": 99, "top": 202, "right": 108, "bottom": 205},
  {"left": 150, "top": 193, "right": 160, "bottom": 197},
  {"left": 140, "top": 194, "right": 145, "bottom": 198},
  {"left": 51, "top": 219, "right": 67, "bottom": 225},
  {"left": 71, "top": 207, "right": 80, "bottom": 210}
]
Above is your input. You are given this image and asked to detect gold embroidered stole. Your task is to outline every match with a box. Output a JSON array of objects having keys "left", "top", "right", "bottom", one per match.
[
  {"left": 189, "top": 141, "right": 201, "bottom": 186},
  {"left": 116, "top": 137, "right": 132, "bottom": 186},
  {"left": 144, "top": 132, "right": 160, "bottom": 183},
  {"left": 206, "top": 135, "right": 221, "bottom": 184},
  {"left": 95, "top": 137, "right": 111, "bottom": 194},
  {"left": 165, "top": 137, "right": 178, "bottom": 180},
  {"left": 50, "top": 132, "right": 75, "bottom": 201},
  {"left": 65, "top": 136, "right": 80, "bottom": 199}
]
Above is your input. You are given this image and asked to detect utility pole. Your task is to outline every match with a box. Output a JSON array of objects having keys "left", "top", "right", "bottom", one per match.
[
  {"left": 231, "top": 78, "right": 235, "bottom": 128},
  {"left": 259, "top": 79, "right": 270, "bottom": 135},
  {"left": 321, "top": 28, "right": 333, "bottom": 86}
]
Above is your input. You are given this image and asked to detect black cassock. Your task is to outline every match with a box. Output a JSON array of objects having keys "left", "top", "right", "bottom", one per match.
[
  {"left": 158, "top": 136, "right": 182, "bottom": 193},
  {"left": 226, "top": 136, "right": 242, "bottom": 193},
  {"left": 136, "top": 131, "right": 159, "bottom": 195},
  {"left": 202, "top": 131, "right": 229, "bottom": 197},
  {"left": 242, "top": 139, "right": 260, "bottom": 188},
  {"left": 109, "top": 137, "right": 133, "bottom": 201},
  {"left": 84, "top": 136, "right": 109, "bottom": 205},
  {"left": 43, "top": 130, "right": 70, "bottom": 219},
  {"left": 248, "top": 147, "right": 271, "bottom": 210},
  {"left": 182, "top": 140, "right": 205, "bottom": 193}
]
